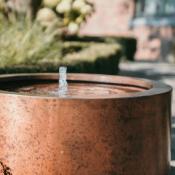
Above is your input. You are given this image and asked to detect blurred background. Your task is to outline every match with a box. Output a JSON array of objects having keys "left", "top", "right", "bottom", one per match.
[
  {"left": 0, "top": 0, "right": 175, "bottom": 173},
  {"left": 81, "top": 0, "right": 175, "bottom": 62}
]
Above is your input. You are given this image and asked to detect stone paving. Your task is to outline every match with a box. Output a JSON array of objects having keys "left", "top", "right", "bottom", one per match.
[{"left": 119, "top": 61, "right": 175, "bottom": 174}]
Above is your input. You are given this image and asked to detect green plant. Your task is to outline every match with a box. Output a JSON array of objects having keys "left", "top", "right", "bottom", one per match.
[
  {"left": 64, "top": 35, "right": 137, "bottom": 61},
  {"left": 0, "top": 12, "right": 122, "bottom": 75},
  {"left": 0, "top": 0, "right": 94, "bottom": 35},
  {"left": 104, "top": 36, "right": 137, "bottom": 61},
  {"left": 37, "top": 0, "right": 94, "bottom": 34},
  {"left": 62, "top": 42, "right": 122, "bottom": 74},
  {"left": 0, "top": 0, "right": 122, "bottom": 75},
  {"left": 0, "top": 17, "right": 63, "bottom": 67}
]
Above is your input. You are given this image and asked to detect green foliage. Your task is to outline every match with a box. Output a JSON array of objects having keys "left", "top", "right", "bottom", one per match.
[
  {"left": 64, "top": 35, "right": 137, "bottom": 61},
  {"left": 0, "top": 0, "right": 122, "bottom": 75},
  {"left": 38, "top": 0, "right": 94, "bottom": 34},
  {"left": 0, "top": 17, "right": 62, "bottom": 67},
  {"left": 0, "top": 0, "right": 94, "bottom": 35},
  {"left": 63, "top": 42, "right": 122, "bottom": 74},
  {"left": 104, "top": 37, "right": 137, "bottom": 61},
  {"left": 0, "top": 12, "right": 122, "bottom": 75}
]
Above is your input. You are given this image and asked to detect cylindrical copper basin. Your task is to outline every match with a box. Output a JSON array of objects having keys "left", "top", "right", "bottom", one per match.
[{"left": 0, "top": 73, "right": 172, "bottom": 175}]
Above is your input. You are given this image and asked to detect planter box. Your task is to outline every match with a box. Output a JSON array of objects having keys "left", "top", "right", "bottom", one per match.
[
  {"left": 0, "top": 73, "right": 172, "bottom": 175},
  {"left": 64, "top": 35, "right": 137, "bottom": 61},
  {"left": 0, "top": 42, "right": 122, "bottom": 75}
]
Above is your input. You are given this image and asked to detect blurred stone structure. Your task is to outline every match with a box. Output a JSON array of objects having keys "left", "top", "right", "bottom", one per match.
[
  {"left": 81, "top": 0, "right": 175, "bottom": 61},
  {"left": 80, "top": 0, "right": 135, "bottom": 36}
]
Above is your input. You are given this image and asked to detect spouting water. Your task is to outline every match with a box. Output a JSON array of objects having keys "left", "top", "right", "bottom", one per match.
[
  {"left": 58, "top": 66, "right": 68, "bottom": 97},
  {"left": 49, "top": 66, "right": 111, "bottom": 97}
]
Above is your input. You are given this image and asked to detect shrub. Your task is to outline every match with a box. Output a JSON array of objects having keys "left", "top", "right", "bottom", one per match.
[
  {"left": 62, "top": 42, "right": 122, "bottom": 74},
  {"left": 0, "top": 41, "right": 121, "bottom": 75},
  {"left": 0, "top": 2, "right": 122, "bottom": 75},
  {"left": 105, "top": 37, "right": 137, "bottom": 61},
  {"left": 64, "top": 35, "right": 137, "bottom": 61},
  {"left": 0, "top": 17, "right": 62, "bottom": 67},
  {"left": 37, "top": 0, "right": 94, "bottom": 34},
  {"left": 0, "top": 16, "right": 122, "bottom": 74},
  {"left": 0, "top": 0, "right": 94, "bottom": 35}
]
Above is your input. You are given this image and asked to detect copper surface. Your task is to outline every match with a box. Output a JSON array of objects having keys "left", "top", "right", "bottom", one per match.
[{"left": 0, "top": 73, "right": 172, "bottom": 175}]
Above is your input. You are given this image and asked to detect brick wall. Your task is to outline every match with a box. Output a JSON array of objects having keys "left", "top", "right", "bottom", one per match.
[
  {"left": 133, "top": 25, "right": 175, "bottom": 61},
  {"left": 80, "top": 0, "right": 135, "bottom": 36},
  {"left": 81, "top": 0, "right": 175, "bottom": 61}
]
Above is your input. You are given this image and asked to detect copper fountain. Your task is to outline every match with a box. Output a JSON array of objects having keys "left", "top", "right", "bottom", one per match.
[{"left": 0, "top": 72, "right": 172, "bottom": 175}]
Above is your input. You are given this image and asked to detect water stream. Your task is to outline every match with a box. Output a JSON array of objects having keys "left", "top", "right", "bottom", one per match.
[
  {"left": 7, "top": 67, "right": 145, "bottom": 98},
  {"left": 58, "top": 67, "right": 68, "bottom": 97}
]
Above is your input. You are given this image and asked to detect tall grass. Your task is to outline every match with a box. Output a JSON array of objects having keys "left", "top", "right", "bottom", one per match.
[{"left": 0, "top": 16, "right": 62, "bottom": 67}]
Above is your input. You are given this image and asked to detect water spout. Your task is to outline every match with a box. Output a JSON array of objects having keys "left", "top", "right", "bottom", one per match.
[{"left": 58, "top": 67, "right": 68, "bottom": 97}]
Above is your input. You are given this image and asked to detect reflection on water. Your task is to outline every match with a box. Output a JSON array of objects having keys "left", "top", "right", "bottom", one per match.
[
  {"left": 9, "top": 67, "right": 146, "bottom": 98},
  {"left": 51, "top": 86, "right": 111, "bottom": 98},
  {"left": 13, "top": 81, "right": 145, "bottom": 98}
]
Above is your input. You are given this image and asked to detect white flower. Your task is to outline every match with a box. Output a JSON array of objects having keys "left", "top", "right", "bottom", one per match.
[
  {"left": 80, "top": 4, "right": 92, "bottom": 15},
  {"left": 56, "top": 0, "right": 72, "bottom": 13},
  {"left": 68, "top": 22, "right": 79, "bottom": 34},
  {"left": 72, "top": 0, "right": 85, "bottom": 10},
  {"left": 43, "top": 0, "right": 61, "bottom": 8},
  {"left": 76, "top": 16, "right": 84, "bottom": 24},
  {"left": 37, "top": 8, "right": 57, "bottom": 24}
]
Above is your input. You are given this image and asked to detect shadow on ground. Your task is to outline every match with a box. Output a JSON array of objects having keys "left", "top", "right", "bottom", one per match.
[
  {"left": 120, "top": 69, "right": 175, "bottom": 80},
  {"left": 172, "top": 117, "right": 175, "bottom": 161},
  {"left": 170, "top": 167, "right": 175, "bottom": 175},
  {"left": 120, "top": 63, "right": 175, "bottom": 80},
  {"left": 171, "top": 117, "right": 175, "bottom": 174}
]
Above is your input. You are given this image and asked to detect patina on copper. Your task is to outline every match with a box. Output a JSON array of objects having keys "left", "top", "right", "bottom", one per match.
[{"left": 0, "top": 73, "right": 172, "bottom": 175}]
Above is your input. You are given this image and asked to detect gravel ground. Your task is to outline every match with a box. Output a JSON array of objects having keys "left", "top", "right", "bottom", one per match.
[{"left": 119, "top": 61, "right": 175, "bottom": 174}]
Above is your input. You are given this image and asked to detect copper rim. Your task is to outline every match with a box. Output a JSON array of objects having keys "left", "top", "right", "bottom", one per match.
[{"left": 0, "top": 73, "right": 172, "bottom": 99}]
